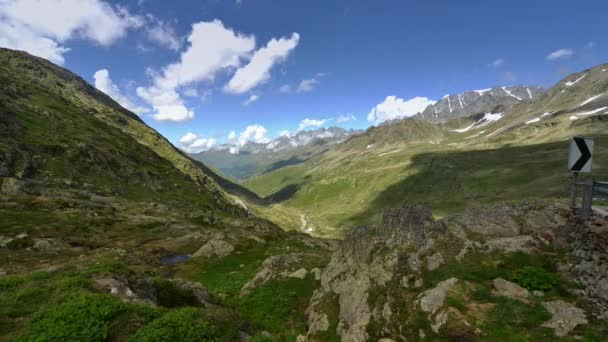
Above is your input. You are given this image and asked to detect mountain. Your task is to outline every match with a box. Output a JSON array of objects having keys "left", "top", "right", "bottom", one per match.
[
  {"left": 244, "top": 64, "right": 608, "bottom": 238},
  {"left": 415, "top": 85, "right": 544, "bottom": 122},
  {"left": 193, "top": 126, "right": 361, "bottom": 180},
  {"left": 0, "top": 48, "right": 332, "bottom": 340},
  {"left": 2, "top": 47, "right": 608, "bottom": 341}
]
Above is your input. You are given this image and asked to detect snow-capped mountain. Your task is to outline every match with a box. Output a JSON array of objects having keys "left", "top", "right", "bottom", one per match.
[
  {"left": 192, "top": 127, "right": 361, "bottom": 180},
  {"left": 415, "top": 86, "right": 544, "bottom": 122}
]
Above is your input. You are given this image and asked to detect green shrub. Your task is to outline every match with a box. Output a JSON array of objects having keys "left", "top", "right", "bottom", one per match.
[
  {"left": 17, "top": 294, "right": 125, "bottom": 341},
  {"left": 129, "top": 308, "right": 237, "bottom": 342},
  {"left": 512, "top": 266, "right": 559, "bottom": 292}
]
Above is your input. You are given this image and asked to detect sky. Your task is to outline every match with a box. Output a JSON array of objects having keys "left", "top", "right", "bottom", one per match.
[{"left": 1, "top": 0, "right": 607, "bottom": 153}]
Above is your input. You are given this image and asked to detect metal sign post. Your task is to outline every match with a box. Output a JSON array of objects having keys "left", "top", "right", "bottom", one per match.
[{"left": 569, "top": 136, "right": 594, "bottom": 218}]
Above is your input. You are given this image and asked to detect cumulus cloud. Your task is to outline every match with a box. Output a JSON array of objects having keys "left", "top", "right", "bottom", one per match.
[
  {"left": 279, "top": 84, "right": 292, "bottom": 93},
  {"left": 367, "top": 96, "right": 436, "bottom": 125},
  {"left": 0, "top": 0, "right": 142, "bottom": 64},
  {"left": 238, "top": 124, "right": 269, "bottom": 145},
  {"left": 178, "top": 132, "right": 216, "bottom": 153},
  {"left": 224, "top": 32, "right": 299, "bottom": 94},
  {"left": 144, "top": 16, "right": 181, "bottom": 51},
  {"left": 182, "top": 87, "right": 198, "bottom": 97},
  {"left": 137, "top": 20, "right": 255, "bottom": 122},
  {"left": 243, "top": 94, "right": 259, "bottom": 106},
  {"left": 336, "top": 114, "right": 356, "bottom": 123},
  {"left": 298, "top": 118, "right": 327, "bottom": 131},
  {"left": 546, "top": 48, "right": 574, "bottom": 61},
  {"left": 489, "top": 58, "right": 504, "bottom": 67},
  {"left": 93, "top": 69, "right": 148, "bottom": 114}
]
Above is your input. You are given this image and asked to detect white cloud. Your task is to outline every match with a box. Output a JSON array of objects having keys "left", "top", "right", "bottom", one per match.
[
  {"left": 182, "top": 87, "right": 198, "bottom": 97},
  {"left": 546, "top": 48, "right": 574, "bottom": 61},
  {"left": 137, "top": 20, "right": 255, "bottom": 122},
  {"left": 238, "top": 124, "right": 268, "bottom": 146},
  {"left": 178, "top": 132, "right": 216, "bottom": 153},
  {"left": 0, "top": 0, "right": 141, "bottom": 64},
  {"left": 227, "top": 131, "right": 237, "bottom": 141},
  {"left": 489, "top": 58, "right": 504, "bottom": 67},
  {"left": 297, "top": 78, "right": 319, "bottom": 92},
  {"left": 93, "top": 69, "right": 148, "bottom": 114},
  {"left": 367, "top": 96, "right": 436, "bottom": 125},
  {"left": 279, "top": 84, "right": 292, "bottom": 93},
  {"left": 336, "top": 114, "right": 356, "bottom": 123},
  {"left": 144, "top": 17, "right": 180, "bottom": 51},
  {"left": 243, "top": 94, "right": 259, "bottom": 106},
  {"left": 298, "top": 118, "right": 327, "bottom": 131},
  {"left": 224, "top": 32, "right": 299, "bottom": 94}
]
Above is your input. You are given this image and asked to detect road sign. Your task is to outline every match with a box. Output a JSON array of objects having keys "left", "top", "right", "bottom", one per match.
[{"left": 569, "top": 136, "right": 594, "bottom": 173}]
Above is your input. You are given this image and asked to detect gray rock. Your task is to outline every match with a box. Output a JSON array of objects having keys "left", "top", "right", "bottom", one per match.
[
  {"left": 417, "top": 277, "right": 459, "bottom": 315},
  {"left": 192, "top": 239, "right": 235, "bottom": 259},
  {"left": 485, "top": 235, "right": 539, "bottom": 253},
  {"left": 492, "top": 278, "right": 530, "bottom": 302},
  {"left": 288, "top": 268, "right": 308, "bottom": 279},
  {"left": 542, "top": 300, "right": 588, "bottom": 336},
  {"left": 311, "top": 267, "right": 322, "bottom": 280},
  {"left": 427, "top": 252, "right": 445, "bottom": 271},
  {"left": 168, "top": 279, "right": 210, "bottom": 305},
  {"left": 240, "top": 254, "right": 301, "bottom": 296},
  {"left": 0, "top": 177, "right": 24, "bottom": 195}
]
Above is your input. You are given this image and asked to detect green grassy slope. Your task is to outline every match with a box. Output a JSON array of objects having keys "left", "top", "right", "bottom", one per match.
[{"left": 245, "top": 64, "right": 608, "bottom": 238}]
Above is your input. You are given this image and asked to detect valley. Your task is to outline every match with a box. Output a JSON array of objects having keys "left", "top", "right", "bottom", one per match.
[{"left": 1, "top": 47, "right": 608, "bottom": 342}]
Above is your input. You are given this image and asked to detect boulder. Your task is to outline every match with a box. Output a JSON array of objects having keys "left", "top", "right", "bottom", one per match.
[
  {"left": 427, "top": 252, "right": 445, "bottom": 271},
  {"left": 541, "top": 300, "right": 588, "bottom": 336},
  {"left": 418, "top": 277, "right": 459, "bottom": 315},
  {"left": 492, "top": 278, "right": 530, "bottom": 302},
  {"left": 192, "top": 238, "right": 234, "bottom": 258},
  {"left": 240, "top": 254, "right": 301, "bottom": 296},
  {"left": 288, "top": 268, "right": 308, "bottom": 279},
  {"left": 0, "top": 177, "right": 24, "bottom": 195}
]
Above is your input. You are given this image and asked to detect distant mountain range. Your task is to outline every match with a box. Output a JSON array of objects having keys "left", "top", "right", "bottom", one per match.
[
  {"left": 193, "top": 127, "right": 361, "bottom": 180},
  {"left": 415, "top": 85, "right": 545, "bottom": 122}
]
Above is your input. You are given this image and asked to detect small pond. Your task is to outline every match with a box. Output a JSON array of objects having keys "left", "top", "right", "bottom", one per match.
[{"left": 160, "top": 254, "right": 191, "bottom": 265}]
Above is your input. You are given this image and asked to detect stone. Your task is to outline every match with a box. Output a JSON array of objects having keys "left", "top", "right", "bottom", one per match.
[
  {"left": 418, "top": 277, "right": 459, "bottom": 315},
  {"left": 408, "top": 254, "right": 422, "bottom": 272},
  {"left": 414, "top": 278, "right": 423, "bottom": 288},
  {"left": 93, "top": 276, "right": 135, "bottom": 299},
  {"left": 168, "top": 279, "right": 210, "bottom": 305},
  {"left": 542, "top": 300, "right": 588, "bottom": 336},
  {"left": 296, "top": 335, "right": 307, "bottom": 342},
  {"left": 427, "top": 252, "right": 445, "bottom": 271},
  {"left": 192, "top": 239, "right": 235, "bottom": 259},
  {"left": 492, "top": 278, "right": 530, "bottom": 302},
  {"left": 0, "top": 177, "right": 24, "bottom": 195},
  {"left": 311, "top": 267, "right": 322, "bottom": 280},
  {"left": 240, "top": 254, "right": 301, "bottom": 296},
  {"left": 288, "top": 268, "right": 308, "bottom": 279},
  {"left": 485, "top": 235, "right": 539, "bottom": 253}
]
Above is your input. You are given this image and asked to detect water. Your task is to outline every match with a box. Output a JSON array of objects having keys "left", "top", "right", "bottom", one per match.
[{"left": 160, "top": 254, "right": 191, "bottom": 265}]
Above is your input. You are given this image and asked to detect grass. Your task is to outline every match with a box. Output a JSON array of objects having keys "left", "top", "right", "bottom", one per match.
[{"left": 237, "top": 276, "right": 318, "bottom": 337}]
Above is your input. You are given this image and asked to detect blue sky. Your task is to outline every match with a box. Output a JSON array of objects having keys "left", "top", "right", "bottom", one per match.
[{"left": 1, "top": 0, "right": 607, "bottom": 152}]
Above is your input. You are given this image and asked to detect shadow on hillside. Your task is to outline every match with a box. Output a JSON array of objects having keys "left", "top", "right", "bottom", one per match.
[{"left": 346, "top": 137, "right": 608, "bottom": 227}]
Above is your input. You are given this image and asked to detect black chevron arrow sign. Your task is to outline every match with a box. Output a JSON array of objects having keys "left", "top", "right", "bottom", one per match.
[{"left": 569, "top": 136, "right": 594, "bottom": 173}]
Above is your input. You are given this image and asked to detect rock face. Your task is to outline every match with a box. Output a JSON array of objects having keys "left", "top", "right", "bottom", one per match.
[
  {"left": 566, "top": 215, "right": 608, "bottom": 316},
  {"left": 306, "top": 205, "right": 448, "bottom": 341},
  {"left": 192, "top": 238, "right": 235, "bottom": 258},
  {"left": 541, "top": 300, "right": 588, "bottom": 336}
]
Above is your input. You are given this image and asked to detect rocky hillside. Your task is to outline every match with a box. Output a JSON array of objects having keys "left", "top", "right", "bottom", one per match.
[
  {"left": 193, "top": 126, "right": 361, "bottom": 180},
  {"left": 415, "top": 86, "right": 544, "bottom": 122},
  {"left": 0, "top": 47, "right": 333, "bottom": 341},
  {"left": 305, "top": 202, "right": 608, "bottom": 341}
]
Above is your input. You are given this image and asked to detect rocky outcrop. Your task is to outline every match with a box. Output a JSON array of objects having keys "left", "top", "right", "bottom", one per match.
[
  {"left": 192, "top": 238, "right": 235, "bottom": 259},
  {"left": 541, "top": 300, "right": 588, "bottom": 336},
  {"left": 306, "top": 205, "right": 448, "bottom": 341},
  {"left": 240, "top": 253, "right": 302, "bottom": 296},
  {"left": 492, "top": 278, "right": 530, "bottom": 302}
]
